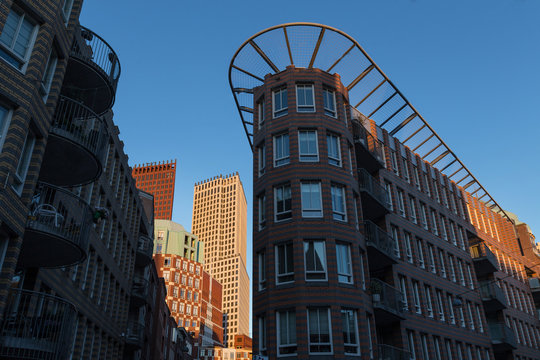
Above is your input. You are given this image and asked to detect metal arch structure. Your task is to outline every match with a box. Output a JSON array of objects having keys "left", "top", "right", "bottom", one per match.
[{"left": 228, "top": 22, "right": 512, "bottom": 222}]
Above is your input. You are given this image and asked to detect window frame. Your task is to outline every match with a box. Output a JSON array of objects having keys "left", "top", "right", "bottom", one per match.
[
  {"left": 275, "top": 242, "right": 294, "bottom": 285},
  {"left": 298, "top": 130, "right": 319, "bottom": 162},
  {"left": 303, "top": 240, "right": 327, "bottom": 281},
  {"left": 258, "top": 251, "right": 266, "bottom": 290},
  {"left": 276, "top": 309, "right": 297, "bottom": 356},
  {"left": 273, "top": 87, "right": 288, "bottom": 118},
  {"left": 296, "top": 84, "right": 315, "bottom": 113},
  {"left": 326, "top": 133, "right": 342, "bottom": 167},
  {"left": 336, "top": 243, "right": 353, "bottom": 284},
  {"left": 12, "top": 128, "right": 35, "bottom": 195},
  {"left": 273, "top": 133, "right": 290, "bottom": 167},
  {"left": 39, "top": 48, "right": 57, "bottom": 101},
  {"left": 341, "top": 309, "right": 360, "bottom": 355},
  {"left": 0, "top": 7, "right": 38, "bottom": 72},
  {"left": 307, "top": 307, "right": 333, "bottom": 354},
  {"left": 331, "top": 184, "right": 347, "bottom": 221},
  {"left": 274, "top": 184, "right": 292, "bottom": 222},
  {"left": 300, "top": 181, "right": 322, "bottom": 218},
  {"left": 258, "top": 143, "right": 266, "bottom": 177},
  {"left": 322, "top": 87, "right": 337, "bottom": 117},
  {"left": 258, "top": 193, "right": 266, "bottom": 230}
]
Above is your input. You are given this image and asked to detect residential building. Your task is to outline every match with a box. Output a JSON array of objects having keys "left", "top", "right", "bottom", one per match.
[
  {"left": 229, "top": 23, "right": 540, "bottom": 360},
  {"left": 192, "top": 173, "right": 250, "bottom": 346},
  {"left": 154, "top": 219, "right": 204, "bottom": 263},
  {"left": 132, "top": 159, "right": 177, "bottom": 220}
]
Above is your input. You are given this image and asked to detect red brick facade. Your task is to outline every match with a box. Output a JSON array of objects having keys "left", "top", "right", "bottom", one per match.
[{"left": 132, "top": 160, "right": 176, "bottom": 220}]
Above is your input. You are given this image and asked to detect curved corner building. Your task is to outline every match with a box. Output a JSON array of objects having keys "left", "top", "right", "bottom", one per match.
[{"left": 229, "top": 23, "right": 540, "bottom": 359}]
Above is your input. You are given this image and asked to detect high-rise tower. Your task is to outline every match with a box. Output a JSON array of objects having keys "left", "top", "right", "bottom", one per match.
[{"left": 192, "top": 173, "right": 250, "bottom": 347}]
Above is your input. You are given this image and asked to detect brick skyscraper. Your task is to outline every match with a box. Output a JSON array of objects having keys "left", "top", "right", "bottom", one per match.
[
  {"left": 192, "top": 173, "right": 250, "bottom": 347},
  {"left": 132, "top": 159, "right": 177, "bottom": 220}
]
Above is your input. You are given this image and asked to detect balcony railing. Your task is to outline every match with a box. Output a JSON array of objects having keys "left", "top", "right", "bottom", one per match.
[
  {"left": 135, "top": 234, "right": 153, "bottom": 266},
  {"left": 488, "top": 323, "right": 517, "bottom": 350},
  {"left": 358, "top": 168, "right": 390, "bottom": 220},
  {"left": 371, "top": 278, "right": 405, "bottom": 324},
  {"left": 0, "top": 288, "right": 77, "bottom": 360},
  {"left": 20, "top": 182, "right": 92, "bottom": 268},
  {"left": 363, "top": 220, "right": 397, "bottom": 269},
  {"left": 470, "top": 242, "right": 498, "bottom": 277},
  {"left": 378, "top": 344, "right": 410, "bottom": 360},
  {"left": 479, "top": 281, "right": 507, "bottom": 312},
  {"left": 529, "top": 278, "right": 540, "bottom": 305},
  {"left": 130, "top": 275, "right": 150, "bottom": 308},
  {"left": 351, "top": 112, "right": 385, "bottom": 173},
  {"left": 125, "top": 319, "right": 144, "bottom": 348},
  {"left": 71, "top": 25, "right": 120, "bottom": 93}
]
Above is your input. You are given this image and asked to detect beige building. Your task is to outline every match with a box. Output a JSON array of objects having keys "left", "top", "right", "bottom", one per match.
[
  {"left": 154, "top": 219, "right": 205, "bottom": 263},
  {"left": 192, "top": 173, "right": 250, "bottom": 347}
]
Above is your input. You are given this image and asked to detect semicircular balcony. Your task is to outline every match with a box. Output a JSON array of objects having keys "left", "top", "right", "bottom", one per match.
[
  {"left": 0, "top": 288, "right": 77, "bottom": 360},
  {"left": 124, "top": 319, "right": 144, "bottom": 350},
  {"left": 62, "top": 25, "right": 121, "bottom": 114},
  {"left": 130, "top": 274, "right": 150, "bottom": 309},
  {"left": 18, "top": 182, "right": 92, "bottom": 268},
  {"left": 39, "top": 96, "right": 107, "bottom": 187},
  {"left": 135, "top": 234, "right": 153, "bottom": 267}
]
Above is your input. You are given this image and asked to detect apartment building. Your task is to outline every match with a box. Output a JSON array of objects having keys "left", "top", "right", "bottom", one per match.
[
  {"left": 192, "top": 173, "right": 250, "bottom": 346},
  {"left": 132, "top": 159, "right": 177, "bottom": 220},
  {"left": 229, "top": 23, "right": 540, "bottom": 360}
]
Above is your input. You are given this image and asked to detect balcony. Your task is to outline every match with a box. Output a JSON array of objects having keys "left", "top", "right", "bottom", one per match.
[
  {"left": 371, "top": 278, "right": 405, "bottom": 325},
  {"left": 124, "top": 319, "right": 144, "bottom": 350},
  {"left": 358, "top": 168, "right": 391, "bottom": 221},
  {"left": 19, "top": 182, "right": 91, "bottom": 268},
  {"left": 130, "top": 275, "right": 150, "bottom": 309},
  {"left": 479, "top": 281, "right": 507, "bottom": 312},
  {"left": 0, "top": 288, "right": 77, "bottom": 360},
  {"left": 62, "top": 25, "right": 120, "bottom": 114},
  {"left": 362, "top": 220, "right": 397, "bottom": 271},
  {"left": 529, "top": 278, "right": 540, "bottom": 305},
  {"left": 135, "top": 234, "right": 153, "bottom": 267},
  {"left": 351, "top": 117, "right": 385, "bottom": 174},
  {"left": 39, "top": 96, "right": 107, "bottom": 187},
  {"left": 377, "top": 344, "right": 410, "bottom": 360},
  {"left": 488, "top": 323, "right": 517, "bottom": 352},
  {"left": 470, "top": 242, "right": 498, "bottom": 278}
]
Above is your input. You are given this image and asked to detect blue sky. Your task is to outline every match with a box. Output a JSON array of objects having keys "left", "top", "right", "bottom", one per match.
[{"left": 80, "top": 0, "right": 540, "bottom": 282}]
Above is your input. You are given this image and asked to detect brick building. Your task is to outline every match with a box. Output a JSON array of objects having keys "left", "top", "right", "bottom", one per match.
[
  {"left": 132, "top": 159, "right": 177, "bottom": 220},
  {"left": 192, "top": 173, "right": 250, "bottom": 346},
  {"left": 229, "top": 23, "right": 540, "bottom": 360}
]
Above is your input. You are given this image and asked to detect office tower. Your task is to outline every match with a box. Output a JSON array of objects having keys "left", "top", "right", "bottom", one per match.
[
  {"left": 154, "top": 219, "right": 224, "bottom": 354},
  {"left": 0, "top": 1, "right": 182, "bottom": 359},
  {"left": 229, "top": 23, "right": 540, "bottom": 359},
  {"left": 192, "top": 173, "right": 250, "bottom": 347},
  {"left": 132, "top": 159, "right": 177, "bottom": 220}
]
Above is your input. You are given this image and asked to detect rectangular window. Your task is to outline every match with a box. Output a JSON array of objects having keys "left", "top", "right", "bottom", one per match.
[
  {"left": 274, "top": 133, "right": 290, "bottom": 166},
  {"left": 341, "top": 309, "right": 359, "bottom": 354},
  {"left": 438, "top": 250, "right": 447, "bottom": 278},
  {"left": 327, "top": 133, "right": 341, "bottom": 166},
  {"left": 0, "top": 105, "right": 12, "bottom": 152},
  {"left": 448, "top": 295, "right": 456, "bottom": 324},
  {"left": 258, "top": 251, "right": 266, "bottom": 290},
  {"left": 336, "top": 243, "right": 353, "bottom": 284},
  {"left": 412, "top": 280, "right": 422, "bottom": 314},
  {"left": 404, "top": 232, "right": 413, "bottom": 264},
  {"left": 274, "top": 184, "right": 292, "bottom": 221},
  {"left": 440, "top": 217, "right": 448, "bottom": 240},
  {"left": 275, "top": 242, "right": 294, "bottom": 284},
  {"left": 427, "top": 244, "right": 436, "bottom": 273},
  {"left": 448, "top": 255, "right": 456, "bottom": 282},
  {"left": 390, "top": 151, "right": 399, "bottom": 175},
  {"left": 259, "top": 316, "right": 267, "bottom": 353},
  {"left": 62, "top": 0, "right": 74, "bottom": 23},
  {"left": 407, "top": 331, "right": 416, "bottom": 360},
  {"left": 323, "top": 88, "right": 336, "bottom": 117},
  {"left": 391, "top": 225, "right": 401, "bottom": 258},
  {"left": 331, "top": 185, "right": 346, "bottom": 221},
  {"left": 304, "top": 240, "right": 327, "bottom": 280},
  {"left": 40, "top": 49, "right": 57, "bottom": 100},
  {"left": 421, "top": 334, "right": 429, "bottom": 360},
  {"left": 385, "top": 182, "right": 393, "bottom": 211},
  {"left": 296, "top": 84, "right": 315, "bottom": 112},
  {"left": 307, "top": 308, "right": 332, "bottom": 354},
  {"left": 399, "top": 276, "right": 409, "bottom": 311},
  {"left": 425, "top": 285, "right": 434, "bottom": 318},
  {"left": 298, "top": 130, "right": 318, "bottom": 162},
  {"left": 402, "top": 157, "right": 410, "bottom": 182},
  {"left": 420, "top": 203, "right": 428, "bottom": 230},
  {"left": 301, "top": 181, "right": 322, "bottom": 217},
  {"left": 436, "top": 290, "right": 445, "bottom": 321},
  {"left": 258, "top": 98, "right": 265, "bottom": 127},
  {"left": 277, "top": 310, "right": 296, "bottom": 355},
  {"left": 13, "top": 130, "right": 35, "bottom": 194},
  {"left": 413, "top": 166, "right": 421, "bottom": 190},
  {"left": 273, "top": 87, "right": 288, "bottom": 118},
  {"left": 396, "top": 189, "right": 405, "bottom": 217},
  {"left": 0, "top": 7, "right": 37, "bottom": 70},
  {"left": 258, "top": 193, "right": 266, "bottom": 230},
  {"left": 434, "top": 337, "right": 442, "bottom": 360},
  {"left": 409, "top": 196, "right": 417, "bottom": 224},
  {"left": 416, "top": 238, "right": 425, "bottom": 269},
  {"left": 475, "top": 305, "right": 484, "bottom": 333},
  {"left": 258, "top": 143, "right": 266, "bottom": 176}
]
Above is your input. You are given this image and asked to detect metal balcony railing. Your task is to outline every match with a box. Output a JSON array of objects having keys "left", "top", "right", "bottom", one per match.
[
  {"left": 71, "top": 25, "right": 120, "bottom": 91},
  {"left": 529, "top": 277, "right": 540, "bottom": 291},
  {"left": 131, "top": 275, "right": 149, "bottom": 301},
  {"left": 358, "top": 168, "right": 390, "bottom": 208},
  {"left": 378, "top": 344, "right": 410, "bottom": 360},
  {"left": 470, "top": 242, "right": 498, "bottom": 276},
  {"left": 137, "top": 234, "right": 153, "bottom": 260},
  {"left": 363, "top": 220, "right": 396, "bottom": 261},
  {"left": 125, "top": 319, "right": 144, "bottom": 347},
  {"left": 371, "top": 278, "right": 405, "bottom": 316},
  {"left": 351, "top": 108, "right": 385, "bottom": 167},
  {"left": 479, "top": 281, "right": 506, "bottom": 302},
  {"left": 0, "top": 288, "right": 77, "bottom": 360},
  {"left": 488, "top": 323, "right": 517, "bottom": 348},
  {"left": 51, "top": 96, "right": 108, "bottom": 165}
]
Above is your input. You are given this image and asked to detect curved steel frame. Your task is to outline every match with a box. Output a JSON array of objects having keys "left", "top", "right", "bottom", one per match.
[{"left": 228, "top": 22, "right": 511, "bottom": 221}]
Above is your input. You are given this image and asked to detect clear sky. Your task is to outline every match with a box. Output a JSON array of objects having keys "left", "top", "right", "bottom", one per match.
[{"left": 80, "top": 0, "right": 540, "bottom": 287}]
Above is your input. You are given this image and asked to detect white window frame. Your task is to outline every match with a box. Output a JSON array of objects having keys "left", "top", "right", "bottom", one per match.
[
  {"left": 399, "top": 276, "right": 409, "bottom": 311},
  {"left": 420, "top": 203, "right": 428, "bottom": 230},
  {"left": 431, "top": 210, "right": 439, "bottom": 235},
  {"left": 274, "top": 184, "right": 292, "bottom": 221},
  {"left": 12, "top": 129, "right": 35, "bottom": 194},
  {"left": 307, "top": 308, "right": 333, "bottom": 354},
  {"left": 391, "top": 225, "right": 401, "bottom": 258},
  {"left": 390, "top": 151, "right": 399, "bottom": 175},
  {"left": 275, "top": 242, "right": 294, "bottom": 284},
  {"left": 327, "top": 133, "right": 342, "bottom": 166},
  {"left": 276, "top": 310, "right": 296, "bottom": 356},
  {"left": 404, "top": 232, "right": 413, "bottom": 264},
  {"left": 273, "top": 87, "right": 288, "bottom": 118},
  {"left": 258, "top": 251, "right": 266, "bottom": 291},
  {"left": 436, "top": 290, "right": 445, "bottom": 321},
  {"left": 438, "top": 250, "right": 447, "bottom": 278},
  {"left": 303, "top": 240, "right": 327, "bottom": 281},
  {"left": 341, "top": 309, "right": 360, "bottom": 355},
  {"left": 416, "top": 238, "right": 425, "bottom": 269},
  {"left": 420, "top": 334, "right": 429, "bottom": 360},
  {"left": 258, "top": 98, "right": 265, "bottom": 127},
  {"left": 40, "top": 48, "right": 57, "bottom": 101},
  {"left": 301, "top": 181, "right": 322, "bottom": 218},
  {"left": 425, "top": 285, "right": 434, "bottom": 318},
  {"left": 331, "top": 184, "right": 347, "bottom": 221},
  {"left": 427, "top": 244, "right": 436, "bottom": 273},
  {"left": 298, "top": 130, "right": 319, "bottom": 162},
  {"left": 296, "top": 84, "right": 315, "bottom": 113},
  {"left": 407, "top": 331, "right": 416, "bottom": 360},
  {"left": 402, "top": 157, "right": 410, "bottom": 182},
  {"left": 336, "top": 243, "right": 353, "bottom": 284},
  {"left": 258, "top": 193, "right": 266, "bottom": 230},
  {"left": 409, "top": 196, "right": 417, "bottom": 224},
  {"left": 323, "top": 87, "right": 337, "bottom": 117},
  {"left": 412, "top": 281, "right": 422, "bottom": 314},
  {"left": 396, "top": 189, "right": 405, "bottom": 217},
  {"left": 448, "top": 295, "right": 456, "bottom": 324},
  {"left": 385, "top": 182, "right": 393, "bottom": 211},
  {"left": 413, "top": 166, "right": 421, "bottom": 190},
  {"left": 258, "top": 316, "right": 267, "bottom": 353},
  {"left": 448, "top": 255, "right": 456, "bottom": 282},
  {"left": 273, "top": 133, "right": 290, "bottom": 167},
  {"left": 62, "top": 0, "right": 74, "bottom": 23},
  {"left": 258, "top": 143, "right": 266, "bottom": 177},
  {"left": 0, "top": 7, "right": 38, "bottom": 72}
]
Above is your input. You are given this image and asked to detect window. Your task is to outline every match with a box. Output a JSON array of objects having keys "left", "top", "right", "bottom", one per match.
[
  {"left": 277, "top": 310, "right": 296, "bottom": 355},
  {"left": 327, "top": 133, "right": 341, "bottom": 166},
  {"left": 258, "top": 316, "right": 267, "bottom": 354},
  {"left": 304, "top": 240, "right": 327, "bottom": 280},
  {"left": 258, "top": 252, "right": 266, "bottom": 290},
  {"left": 412, "top": 280, "right": 422, "bottom": 314},
  {"left": 274, "top": 184, "right": 291, "bottom": 221},
  {"left": 420, "top": 203, "right": 428, "bottom": 230},
  {"left": 296, "top": 84, "right": 315, "bottom": 112},
  {"left": 307, "top": 308, "right": 332, "bottom": 354},
  {"left": 273, "top": 87, "right": 288, "bottom": 118},
  {"left": 0, "top": 106, "right": 12, "bottom": 154},
  {"left": 323, "top": 88, "right": 336, "bottom": 117},
  {"left": 258, "top": 144, "right": 266, "bottom": 176},
  {"left": 12, "top": 130, "right": 35, "bottom": 194},
  {"left": 385, "top": 182, "right": 393, "bottom": 211},
  {"left": 40, "top": 49, "right": 57, "bottom": 100},
  {"left": 438, "top": 250, "right": 446, "bottom": 278},
  {"left": 440, "top": 217, "right": 448, "bottom": 240},
  {"left": 402, "top": 157, "right": 410, "bottom": 182},
  {"left": 448, "top": 255, "right": 456, "bottom": 282},
  {"left": 331, "top": 185, "right": 346, "bottom": 221},
  {"left": 475, "top": 305, "right": 484, "bottom": 333},
  {"left": 275, "top": 242, "right": 294, "bottom": 284},
  {"left": 407, "top": 331, "right": 416, "bottom": 359},
  {"left": 0, "top": 7, "right": 37, "bottom": 70},
  {"left": 399, "top": 276, "right": 409, "bottom": 311},
  {"left": 436, "top": 290, "right": 445, "bottom": 321},
  {"left": 416, "top": 238, "right": 425, "bottom": 269},
  {"left": 431, "top": 210, "right": 439, "bottom": 235},
  {"left": 341, "top": 309, "right": 360, "bottom": 354},
  {"left": 301, "top": 182, "right": 322, "bottom": 218},
  {"left": 459, "top": 306, "right": 466, "bottom": 328},
  {"left": 390, "top": 151, "right": 399, "bottom": 175},
  {"left": 409, "top": 196, "right": 417, "bottom": 223},
  {"left": 413, "top": 166, "right": 421, "bottom": 190},
  {"left": 404, "top": 233, "right": 413, "bottom": 263},
  {"left": 274, "top": 133, "right": 290, "bottom": 166},
  {"left": 391, "top": 225, "right": 401, "bottom": 258},
  {"left": 258, "top": 193, "right": 266, "bottom": 230},
  {"left": 298, "top": 130, "right": 318, "bottom": 161},
  {"left": 336, "top": 243, "right": 353, "bottom": 284},
  {"left": 427, "top": 243, "right": 436, "bottom": 273},
  {"left": 258, "top": 98, "right": 265, "bottom": 127},
  {"left": 420, "top": 334, "right": 429, "bottom": 360},
  {"left": 62, "top": 0, "right": 74, "bottom": 22},
  {"left": 396, "top": 189, "right": 405, "bottom": 217},
  {"left": 466, "top": 264, "right": 474, "bottom": 289},
  {"left": 448, "top": 295, "right": 456, "bottom": 324},
  {"left": 425, "top": 285, "right": 434, "bottom": 318},
  {"left": 466, "top": 302, "right": 475, "bottom": 330}
]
